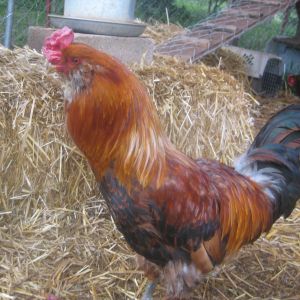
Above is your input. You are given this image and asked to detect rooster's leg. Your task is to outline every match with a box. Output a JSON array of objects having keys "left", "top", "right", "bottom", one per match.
[{"left": 141, "top": 281, "right": 157, "bottom": 300}]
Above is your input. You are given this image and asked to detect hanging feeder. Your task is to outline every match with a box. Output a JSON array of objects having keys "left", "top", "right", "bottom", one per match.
[{"left": 49, "top": 0, "right": 146, "bottom": 37}]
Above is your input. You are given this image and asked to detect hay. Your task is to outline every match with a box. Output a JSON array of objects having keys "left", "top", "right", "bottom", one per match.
[
  {"left": 134, "top": 55, "right": 255, "bottom": 163},
  {"left": 0, "top": 46, "right": 299, "bottom": 299},
  {"left": 144, "top": 23, "right": 250, "bottom": 87},
  {"left": 202, "top": 48, "right": 250, "bottom": 87},
  {"left": 254, "top": 93, "right": 300, "bottom": 132},
  {"left": 143, "top": 22, "right": 184, "bottom": 44}
]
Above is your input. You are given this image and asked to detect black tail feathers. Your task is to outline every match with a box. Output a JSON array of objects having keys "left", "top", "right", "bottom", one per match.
[{"left": 235, "top": 104, "right": 300, "bottom": 220}]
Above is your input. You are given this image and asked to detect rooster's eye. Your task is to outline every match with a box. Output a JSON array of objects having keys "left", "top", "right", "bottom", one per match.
[{"left": 72, "top": 57, "right": 80, "bottom": 64}]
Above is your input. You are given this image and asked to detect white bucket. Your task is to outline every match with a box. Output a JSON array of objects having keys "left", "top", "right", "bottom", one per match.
[{"left": 64, "top": 0, "right": 136, "bottom": 21}]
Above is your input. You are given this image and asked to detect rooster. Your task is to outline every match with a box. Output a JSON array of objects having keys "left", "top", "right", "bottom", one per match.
[{"left": 43, "top": 27, "right": 300, "bottom": 300}]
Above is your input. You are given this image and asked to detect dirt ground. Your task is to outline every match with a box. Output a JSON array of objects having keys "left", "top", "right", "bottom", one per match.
[{"left": 254, "top": 92, "right": 300, "bottom": 131}]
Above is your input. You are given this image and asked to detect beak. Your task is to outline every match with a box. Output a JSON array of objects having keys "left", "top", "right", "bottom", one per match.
[{"left": 55, "top": 64, "right": 68, "bottom": 74}]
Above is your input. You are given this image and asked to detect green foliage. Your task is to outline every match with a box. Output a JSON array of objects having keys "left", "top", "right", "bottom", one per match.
[
  {"left": 207, "top": 0, "right": 227, "bottom": 14},
  {"left": 175, "top": 0, "right": 213, "bottom": 23},
  {"left": 0, "top": 0, "right": 298, "bottom": 51},
  {"left": 0, "top": 0, "right": 65, "bottom": 47},
  {"left": 12, "top": 0, "right": 47, "bottom": 46},
  {"left": 136, "top": 0, "right": 192, "bottom": 26},
  {"left": 0, "top": 1, "right": 6, "bottom": 14},
  {"left": 0, "top": 0, "right": 6, "bottom": 40},
  {"left": 238, "top": 12, "right": 297, "bottom": 51},
  {"left": 136, "top": 0, "right": 227, "bottom": 26}
]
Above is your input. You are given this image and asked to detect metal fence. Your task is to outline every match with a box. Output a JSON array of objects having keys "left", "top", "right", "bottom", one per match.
[
  {"left": 0, "top": 0, "right": 210, "bottom": 47},
  {"left": 0, "top": 0, "right": 298, "bottom": 50},
  {"left": 0, "top": 0, "right": 63, "bottom": 47}
]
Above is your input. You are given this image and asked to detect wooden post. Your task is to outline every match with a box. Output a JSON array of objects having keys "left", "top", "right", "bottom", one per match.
[{"left": 46, "top": 0, "right": 51, "bottom": 27}]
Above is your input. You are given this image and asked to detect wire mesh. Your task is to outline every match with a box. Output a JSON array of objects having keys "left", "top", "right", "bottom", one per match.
[
  {"left": 261, "top": 58, "right": 283, "bottom": 96},
  {"left": 0, "top": 0, "right": 298, "bottom": 51},
  {"left": 0, "top": 0, "right": 63, "bottom": 47},
  {"left": 155, "top": 0, "right": 298, "bottom": 62},
  {"left": 0, "top": 0, "right": 201, "bottom": 47}
]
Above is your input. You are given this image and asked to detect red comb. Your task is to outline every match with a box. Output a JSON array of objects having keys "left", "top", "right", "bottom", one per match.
[{"left": 42, "top": 26, "right": 74, "bottom": 64}]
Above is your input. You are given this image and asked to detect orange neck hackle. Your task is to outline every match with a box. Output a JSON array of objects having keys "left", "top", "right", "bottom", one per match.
[{"left": 63, "top": 44, "right": 170, "bottom": 188}]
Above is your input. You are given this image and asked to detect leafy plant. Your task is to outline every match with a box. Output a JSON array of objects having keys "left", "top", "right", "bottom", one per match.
[{"left": 136, "top": 0, "right": 192, "bottom": 26}]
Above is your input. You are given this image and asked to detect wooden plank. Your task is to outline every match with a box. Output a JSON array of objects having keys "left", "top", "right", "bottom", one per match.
[
  {"left": 156, "top": 37, "right": 210, "bottom": 55},
  {"left": 155, "top": 0, "right": 296, "bottom": 61},
  {"left": 201, "top": 23, "right": 238, "bottom": 33},
  {"left": 247, "top": 0, "right": 284, "bottom": 6},
  {"left": 226, "top": 7, "right": 265, "bottom": 18}
]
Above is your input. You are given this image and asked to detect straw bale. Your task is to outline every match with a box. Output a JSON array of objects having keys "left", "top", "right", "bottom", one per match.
[
  {"left": 134, "top": 55, "right": 256, "bottom": 163},
  {"left": 144, "top": 24, "right": 249, "bottom": 87},
  {"left": 143, "top": 23, "right": 184, "bottom": 44},
  {"left": 202, "top": 48, "right": 250, "bottom": 86},
  {"left": 0, "top": 46, "right": 299, "bottom": 300}
]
